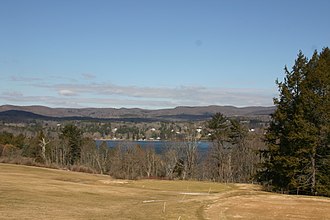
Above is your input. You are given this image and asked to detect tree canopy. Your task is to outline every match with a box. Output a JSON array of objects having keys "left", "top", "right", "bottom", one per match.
[
  {"left": 257, "top": 48, "right": 330, "bottom": 196},
  {"left": 60, "top": 124, "right": 83, "bottom": 165}
]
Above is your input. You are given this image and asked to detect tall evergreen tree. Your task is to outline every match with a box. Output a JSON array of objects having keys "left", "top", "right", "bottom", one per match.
[
  {"left": 207, "top": 113, "right": 232, "bottom": 181},
  {"left": 207, "top": 113, "right": 250, "bottom": 182},
  {"left": 60, "top": 124, "right": 82, "bottom": 165},
  {"left": 303, "top": 48, "right": 330, "bottom": 195},
  {"left": 258, "top": 48, "right": 330, "bottom": 196}
]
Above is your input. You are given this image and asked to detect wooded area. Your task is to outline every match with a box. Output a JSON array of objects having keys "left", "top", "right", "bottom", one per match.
[{"left": 0, "top": 114, "right": 264, "bottom": 182}]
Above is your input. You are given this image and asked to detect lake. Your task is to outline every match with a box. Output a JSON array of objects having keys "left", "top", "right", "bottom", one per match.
[{"left": 96, "top": 140, "right": 211, "bottom": 154}]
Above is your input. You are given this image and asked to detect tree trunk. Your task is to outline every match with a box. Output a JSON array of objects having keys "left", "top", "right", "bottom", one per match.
[{"left": 311, "top": 152, "right": 316, "bottom": 195}]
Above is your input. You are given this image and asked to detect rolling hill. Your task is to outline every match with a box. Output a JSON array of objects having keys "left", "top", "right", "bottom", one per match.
[{"left": 0, "top": 105, "right": 275, "bottom": 122}]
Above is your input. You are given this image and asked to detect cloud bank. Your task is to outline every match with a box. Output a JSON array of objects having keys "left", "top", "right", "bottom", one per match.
[{"left": 1, "top": 81, "right": 275, "bottom": 109}]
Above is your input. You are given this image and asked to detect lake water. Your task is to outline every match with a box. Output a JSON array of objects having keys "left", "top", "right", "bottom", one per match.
[{"left": 96, "top": 140, "right": 211, "bottom": 154}]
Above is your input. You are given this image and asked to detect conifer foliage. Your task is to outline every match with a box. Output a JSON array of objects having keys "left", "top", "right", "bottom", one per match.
[
  {"left": 258, "top": 48, "right": 330, "bottom": 196},
  {"left": 60, "top": 124, "right": 83, "bottom": 165}
]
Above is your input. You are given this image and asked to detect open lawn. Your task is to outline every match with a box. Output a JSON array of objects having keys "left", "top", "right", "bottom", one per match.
[{"left": 1, "top": 163, "right": 329, "bottom": 220}]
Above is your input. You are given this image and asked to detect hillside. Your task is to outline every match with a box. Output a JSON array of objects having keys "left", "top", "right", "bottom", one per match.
[
  {"left": 0, "top": 104, "right": 275, "bottom": 122},
  {"left": 1, "top": 163, "right": 329, "bottom": 220}
]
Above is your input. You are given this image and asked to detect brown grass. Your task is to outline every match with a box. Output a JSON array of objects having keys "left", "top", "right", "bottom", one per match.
[
  {"left": 1, "top": 163, "right": 329, "bottom": 220},
  {"left": 0, "top": 163, "right": 232, "bottom": 219},
  {"left": 204, "top": 184, "right": 330, "bottom": 220}
]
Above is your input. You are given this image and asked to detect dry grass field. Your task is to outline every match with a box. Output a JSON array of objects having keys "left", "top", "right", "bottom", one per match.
[{"left": 1, "top": 163, "right": 330, "bottom": 220}]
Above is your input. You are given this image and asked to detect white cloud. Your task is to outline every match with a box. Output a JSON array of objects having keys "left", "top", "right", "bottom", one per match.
[
  {"left": 28, "top": 82, "right": 275, "bottom": 108},
  {"left": 1, "top": 78, "right": 276, "bottom": 108},
  {"left": 58, "top": 89, "right": 77, "bottom": 96}
]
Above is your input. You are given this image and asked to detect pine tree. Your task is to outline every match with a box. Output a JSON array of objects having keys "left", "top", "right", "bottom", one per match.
[
  {"left": 207, "top": 113, "right": 232, "bottom": 182},
  {"left": 303, "top": 48, "right": 330, "bottom": 195},
  {"left": 60, "top": 124, "right": 83, "bottom": 165},
  {"left": 257, "top": 48, "right": 330, "bottom": 196}
]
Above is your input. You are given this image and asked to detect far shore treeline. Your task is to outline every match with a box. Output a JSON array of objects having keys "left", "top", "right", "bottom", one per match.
[{"left": 0, "top": 48, "right": 329, "bottom": 197}]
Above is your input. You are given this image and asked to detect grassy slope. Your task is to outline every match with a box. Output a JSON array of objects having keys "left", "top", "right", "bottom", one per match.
[
  {"left": 0, "top": 163, "right": 233, "bottom": 220},
  {"left": 205, "top": 184, "right": 330, "bottom": 220},
  {"left": 1, "top": 163, "right": 330, "bottom": 220}
]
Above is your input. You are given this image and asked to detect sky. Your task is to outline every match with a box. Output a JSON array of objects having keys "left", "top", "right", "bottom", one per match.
[{"left": 0, "top": 0, "right": 329, "bottom": 109}]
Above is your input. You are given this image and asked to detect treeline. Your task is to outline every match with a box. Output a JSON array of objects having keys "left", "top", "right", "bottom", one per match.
[{"left": 0, "top": 114, "right": 264, "bottom": 183}]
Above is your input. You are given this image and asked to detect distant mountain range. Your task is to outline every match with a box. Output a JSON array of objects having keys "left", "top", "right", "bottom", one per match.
[{"left": 0, "top": 105, "right": 275, "bottom": 122}]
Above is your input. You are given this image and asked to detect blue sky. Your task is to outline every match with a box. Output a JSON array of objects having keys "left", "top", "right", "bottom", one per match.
[{"left": 0, "top": 0, "right": 329, "bottom": 109}]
